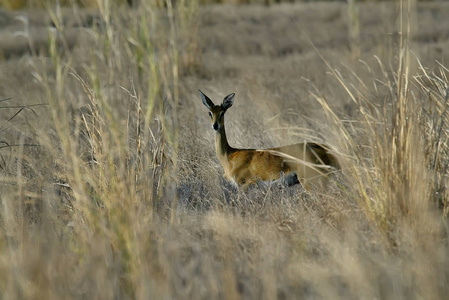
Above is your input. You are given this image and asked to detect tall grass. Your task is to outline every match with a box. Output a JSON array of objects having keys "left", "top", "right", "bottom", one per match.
[
  {"left": 313, "top": 0, "right": 449, "bottom": 246},
  {"left": 0, "top": 0, "right": 448, "bottom": 298},
  {"left": 1, "top": 0, "right": 198, "bottom": 298}
]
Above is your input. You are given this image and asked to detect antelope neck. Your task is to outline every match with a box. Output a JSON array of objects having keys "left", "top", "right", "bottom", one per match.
[{"left": 215, "top": 123, "right": 232, "bottom": 158}]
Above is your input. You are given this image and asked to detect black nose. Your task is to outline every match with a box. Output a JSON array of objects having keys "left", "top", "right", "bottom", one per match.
[{"left": 213, "top": 123, "right": 219, "bottom": 130}]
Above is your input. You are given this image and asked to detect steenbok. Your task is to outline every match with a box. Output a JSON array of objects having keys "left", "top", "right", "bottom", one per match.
[{"left": 199, "top": 90, "right": 340, "bottom": 191}]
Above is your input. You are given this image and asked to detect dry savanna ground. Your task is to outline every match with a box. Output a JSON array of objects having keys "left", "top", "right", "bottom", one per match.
[{"left": 0, "top": 0, "right": 449, "bottom": 299}]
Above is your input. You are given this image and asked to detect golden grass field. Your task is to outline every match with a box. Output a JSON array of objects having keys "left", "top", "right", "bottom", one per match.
[{"left": 0, "top": 0, "right": 449, "bottom": 298}]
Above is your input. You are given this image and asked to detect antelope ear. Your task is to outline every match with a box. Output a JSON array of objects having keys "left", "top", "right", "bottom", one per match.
[
  {"left": 222, "top": 93, "right": 235, "bottom": 110},
  {"left": 199, "top": 90, "right": 214, "bottom": 109}
]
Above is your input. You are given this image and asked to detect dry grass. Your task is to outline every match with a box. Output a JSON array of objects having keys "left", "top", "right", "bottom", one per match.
[{"left": 0, "top": 0, "right": 448, "bottom": 299}]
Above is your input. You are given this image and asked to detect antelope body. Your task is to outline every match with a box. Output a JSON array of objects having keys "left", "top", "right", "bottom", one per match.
[{"left": 199, "top": 90, "right": 339, "bottom": 191}]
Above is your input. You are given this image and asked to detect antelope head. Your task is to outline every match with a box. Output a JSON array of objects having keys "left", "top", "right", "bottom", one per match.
[{"left": 199, "top": 90, "right": 235, "bottom": 131}]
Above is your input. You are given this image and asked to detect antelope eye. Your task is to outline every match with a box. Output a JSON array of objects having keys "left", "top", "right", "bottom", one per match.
[{"left": 208, "top": 111, "right": 212, "bottom": 118}]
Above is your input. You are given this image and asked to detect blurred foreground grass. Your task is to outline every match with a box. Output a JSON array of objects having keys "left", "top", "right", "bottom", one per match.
[{"left": 0, "top": 0, "right": 437, "bottom": 10}]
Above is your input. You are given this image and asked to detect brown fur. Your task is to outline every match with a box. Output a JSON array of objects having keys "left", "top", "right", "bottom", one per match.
[{"left": 199, "top": 90, "right": 339, "bottom": 191}]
